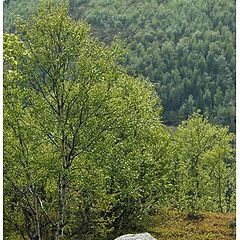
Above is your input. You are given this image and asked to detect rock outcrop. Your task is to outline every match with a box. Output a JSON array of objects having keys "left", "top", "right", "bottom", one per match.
[{"left": 114, "top": 232, "right": 156, "bottom": 240}]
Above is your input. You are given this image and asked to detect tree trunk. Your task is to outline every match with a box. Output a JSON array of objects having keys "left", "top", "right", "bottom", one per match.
[{"left": 34, "top": 195, "right": 41, "bottom": 240}]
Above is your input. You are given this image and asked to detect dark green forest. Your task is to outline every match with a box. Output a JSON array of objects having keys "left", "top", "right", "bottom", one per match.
[
  {"left": 4, "top": 0, "right": 236, "bottom": 131},
  {"left": 3, "top": 1, "right": 236, "bottom": 240}
]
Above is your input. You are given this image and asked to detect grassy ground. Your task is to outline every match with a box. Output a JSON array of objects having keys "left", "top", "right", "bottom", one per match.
[{"left": 141, "top": 209, "right": 236, "bottom": 240}]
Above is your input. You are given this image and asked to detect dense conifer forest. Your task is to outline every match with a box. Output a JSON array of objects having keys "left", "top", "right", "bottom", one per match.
[
  {"left": 4, "top": 0, "right": 236, "bottom": 130},
  {"left": 3, "top": 1, "right": 236, "bottom": 239}
]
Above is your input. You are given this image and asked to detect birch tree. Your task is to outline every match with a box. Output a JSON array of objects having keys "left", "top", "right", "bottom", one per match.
[
  {"left": 173, "top": 112, "right": 234, "bottom": 213},
  {"left": 4, "top": 3, "right": 170, "bottom": 239}
]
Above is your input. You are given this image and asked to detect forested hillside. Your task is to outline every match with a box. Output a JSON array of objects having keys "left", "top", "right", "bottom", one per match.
[
  {"left": 3, "top": 1, "right": 236, "bottom": 240},
  {"left": 4, "top": 0, "right": 236, "bottom": 130}
]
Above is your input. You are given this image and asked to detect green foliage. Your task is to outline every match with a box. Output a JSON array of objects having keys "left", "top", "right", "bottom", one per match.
[
  {"left": 4, "top": 0, "right": 236, "bottom": 130},
  {"left": 4, "top": 3, "right": 171, "bottom": 239},
  {"left": 3, "top": 2, "right": 235, "bottom": 240},
  {"left": 172, "top": 112, "right": 235, "bottom": 213},
  {"left": 3, "top": 0, "right": 59, "bottom": 32},
  {"left": 69, "top": 0, "right": 235, "bottom": 130}
]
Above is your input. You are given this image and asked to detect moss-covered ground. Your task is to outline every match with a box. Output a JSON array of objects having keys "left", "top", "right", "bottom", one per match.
[{"left": 141, "top": 209, "right": 236, "bottom": 240}]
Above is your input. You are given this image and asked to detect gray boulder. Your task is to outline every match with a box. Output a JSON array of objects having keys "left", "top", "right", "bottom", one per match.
[{"left": 114, "top": 232, "right": 156, "bottom": 240}]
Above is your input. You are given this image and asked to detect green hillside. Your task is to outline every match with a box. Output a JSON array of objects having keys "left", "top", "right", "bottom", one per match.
[
  {"left": 4, "top": 0, "right": 236, "bottom": 131},
  {"left": 71, "top": 0, "right": 236, "bottom": 130},
  {"left": 3, "top": 3, "right": 235, "bottom": 239}
]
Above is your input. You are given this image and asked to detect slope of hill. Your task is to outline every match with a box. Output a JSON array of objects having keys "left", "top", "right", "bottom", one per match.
[
  {"left": 4, "top": 0, "right": 236, "bottom": 130},
  {"left": 70, "top": 0, "right": 236, "bottom": 130}
]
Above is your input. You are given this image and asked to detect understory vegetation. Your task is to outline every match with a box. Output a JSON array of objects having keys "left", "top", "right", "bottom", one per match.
[
  {"left": 3, "top": 1, "right": 235, "bottom": 240},
  {"left": 140, "top": 208, "right": 235, "bottom": 240}
]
